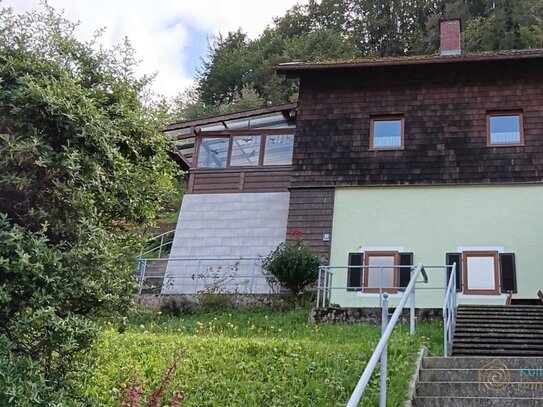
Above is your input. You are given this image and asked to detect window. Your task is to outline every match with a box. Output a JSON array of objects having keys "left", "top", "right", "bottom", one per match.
[
  {"left": 230, "top": 136, "right": 261, "bottom": 167},
  {"left": 348, "top": 251, "right": 413, "bottom": 292},
  {"left": 462, "top": 251, "right": 500, "bottom": 295},
  {"left": 196, "top": 132, "right": 294, "bottom": 168},
  {"left": 448, "top": 251, "right": 517, "bottom": 295},
  {"left": 364, "top": 251, "right": 399, "bottom": 293},
  {"left": 487, "top": 112, "right": 524, "bottom": 146},
  {"left": 370, "top": 116, "right": 404, "bottom": 150},
  {"left": 263, "top": 134, "right": 294, "bottom": 165},
  {"left": 197, "top": 137, "right": 229, "bottom": 168}
]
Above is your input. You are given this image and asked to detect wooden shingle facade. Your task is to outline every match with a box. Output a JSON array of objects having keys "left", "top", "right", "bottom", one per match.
[{"left": 283, "top": 56, "right": 543, "bottom": 188}]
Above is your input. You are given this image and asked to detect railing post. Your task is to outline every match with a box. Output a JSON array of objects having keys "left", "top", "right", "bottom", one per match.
[
  {"left": 410, "top": 267, "right": 416, "bottom": 335},
  {"left": 379, "top": 266, "right": 383, "bottom": 306},
  {"left": 138, "top": 259, "right": 147, "bottom": 295},
  {"left": 380, "top": 292, "right": 389, "bottom": 407},
  {"left": 316, "top": 267, "right": 322, "bottom": 308},
  {"left": 250, "top": 258, "right": 257, "bottom": 294},
  {"left": 158, "top": 234, "right": 164, "bottom": 258},
  {"left": 194, "top": 259, "right": 201, "bottom": 293},
  {"left": 326, "top": 270, "right": 332, "bottom": 307}
]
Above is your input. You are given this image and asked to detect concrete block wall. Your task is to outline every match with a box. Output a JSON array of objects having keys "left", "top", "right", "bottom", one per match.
[{"left": 162, "top": 192, "right": 290, "bottom": 294}]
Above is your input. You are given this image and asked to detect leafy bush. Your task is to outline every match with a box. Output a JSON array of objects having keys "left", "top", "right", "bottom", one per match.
[
  {"left": 0, "top": 5, "right": 178, "bottom": 405},
  {"left": 263, "top": 239, "right": 321, "bottom": 295}
]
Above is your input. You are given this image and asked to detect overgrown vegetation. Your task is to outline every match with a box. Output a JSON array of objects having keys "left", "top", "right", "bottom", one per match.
[
  {"left": 175, "top": 0, "right": 543, "bottom": 119},
  {"left": 82, "top": 309, "right": 442, "bottom": 406},
  {"left": 0, "top": 6, "right": 178, "bottom": 405}
]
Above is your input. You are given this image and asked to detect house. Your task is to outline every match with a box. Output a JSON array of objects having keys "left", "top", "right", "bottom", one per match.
[
  {"left": 276, "top": 19, "right": 543, "bottom": 308},
  {"left": 162, "top": 19, "right": 543, "bottom": 307}
]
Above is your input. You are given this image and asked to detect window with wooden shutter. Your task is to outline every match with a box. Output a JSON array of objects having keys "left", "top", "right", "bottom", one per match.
[
  {"left": 347, "top": 252, "right": 363, "bottom": 291},
  {"left": 499, "top": 253, "right": 517, "bottom": 294},
  {"left": 364, "top": 251, "right": 399, "bottom": 293},
  {"left": 398, "top": 252, "right": 413, "bottom": 290},
  {"left": 446, "top": 253, "right": 462, "bottom": 292}
]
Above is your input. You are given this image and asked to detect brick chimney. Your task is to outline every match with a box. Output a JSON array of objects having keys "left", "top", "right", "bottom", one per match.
[{"left": 440, "top": 19, "right": 461, "bottom": 56}]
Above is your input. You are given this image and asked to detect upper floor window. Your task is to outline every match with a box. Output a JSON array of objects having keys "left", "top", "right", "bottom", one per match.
[
  {"left": 196, "top": 137, "right": 229, "bottom": 168},
  {"left": 487, "top": 111, "right": 524, "bottom": 146},
  {"left": 230, "top": 136, "right": 261, "bottom": 166},
  {"left": 196, "top": 133, "right": 294, "bottom": 169},
  {"left": 370, "top": 116, "right": 404, "bottom": 150}
]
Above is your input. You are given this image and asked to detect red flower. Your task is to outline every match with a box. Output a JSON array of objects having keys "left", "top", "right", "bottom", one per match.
[{"left": 290, "top": 228, "right": 302, "bottom": 237}]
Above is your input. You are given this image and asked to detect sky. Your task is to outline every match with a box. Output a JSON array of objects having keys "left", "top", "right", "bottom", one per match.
[{"left": 4, "top": 0, "right": 308, "bottom": 98}]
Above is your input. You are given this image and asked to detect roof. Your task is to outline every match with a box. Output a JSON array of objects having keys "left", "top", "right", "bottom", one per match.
[
  {"left": 165, "top": 102, "right": 298, "bottom": 131},
  {"left": 276, "top": 48, "right": 543, "bottom": 75}
]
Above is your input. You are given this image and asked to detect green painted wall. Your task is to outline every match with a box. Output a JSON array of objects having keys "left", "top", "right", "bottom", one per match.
[{"left": 329, "top": 185, "right": 543, "bottom": 308}]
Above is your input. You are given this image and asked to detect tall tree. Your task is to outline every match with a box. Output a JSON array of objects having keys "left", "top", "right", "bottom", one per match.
[
  {"left": 0, "top": 6, "right": 178, "bottom": 405},
  {"left": 186, "top": 0, "right": 543, "bottom": 119}
]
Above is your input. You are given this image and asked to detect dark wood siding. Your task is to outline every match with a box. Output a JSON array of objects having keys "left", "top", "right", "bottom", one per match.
[
  {"left": 189, "top": 167, "right": 290, "bottom": 194},
  {"left": 292, "top": 58, "right": 543, "bottom": 187},
  {"left": 286, "top": 188, "right": 334, "bottom": 262}
]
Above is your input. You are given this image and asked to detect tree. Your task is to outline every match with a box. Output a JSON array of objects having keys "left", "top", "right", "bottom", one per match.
[
  {"left": 189, "top": 0, "right": 543, "bottom": 119},
  {"left": 0, "top": 5, "right": 178, "bottom": 405}
]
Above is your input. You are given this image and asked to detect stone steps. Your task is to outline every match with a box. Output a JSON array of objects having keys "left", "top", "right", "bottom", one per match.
[
  {"left": 411, "top": 356, "right": 543, "bottom": 406},
  {"left": 452, "top": 305, "right": 543, "bottom": 357}
]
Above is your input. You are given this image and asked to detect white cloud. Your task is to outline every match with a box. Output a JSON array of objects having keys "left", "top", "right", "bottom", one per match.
[{"left": 2, "top": 0, "right": 308, "bottom": 98}]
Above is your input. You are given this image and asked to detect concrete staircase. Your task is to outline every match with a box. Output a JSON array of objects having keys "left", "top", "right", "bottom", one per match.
[
  {"left": 411, "top": 305, "right": 543, "bottom": 406},
  {"left": 452, "top": 305, "right": 543, "bottom": 356},
  {"left": 140, "top": 260, "right": 167, "bottom": 294},
  {"left": 412, "top": 356, "right": 543, "bottom": 406}
]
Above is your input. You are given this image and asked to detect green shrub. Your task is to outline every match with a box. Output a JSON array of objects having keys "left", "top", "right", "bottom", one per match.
[{"left": 263, "top": 239, "right": 322, "bottom": 295}]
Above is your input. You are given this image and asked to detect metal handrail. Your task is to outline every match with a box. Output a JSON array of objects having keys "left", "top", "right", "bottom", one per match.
[
  {"left": 316, "top": 264, "right": 432, "bottom": 309},
  {"left": 137, "top": 256, "right": 269, "bottom": 295},
  {"left": 346, "top": 264, "right": 424, "bottom": 407},
  {"left": 138, "top": 229, "right": 176, "bottom": 258},
  {"left": 442, "top": 263, "right": 457, "bottom": 357}
]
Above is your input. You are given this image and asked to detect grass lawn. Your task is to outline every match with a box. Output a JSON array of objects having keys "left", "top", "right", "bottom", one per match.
[{"left": 81, "top": 308, "right": 442, "bottom": 406}]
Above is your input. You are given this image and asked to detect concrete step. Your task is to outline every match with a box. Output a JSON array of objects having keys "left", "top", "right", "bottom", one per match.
[
  {"left": 454, "top": 332, "right": 543, "bottom": 338},
  {"left": 413, "top": 396, "right": 543, "bottom": 406},
  {"left": 418, "top": 368, "right": 541, "bottom": 382},
  {"left": 453, "top": 337, "right": 543, "bottom": 344},
  {"left": 456, "top": 313, "right": 543, "bottom": 322},
  {"left": 423, "top": 357, "right": 543, "bottom": 369},
  {"left": 416, "top": 381, "right": 543, "bottom": 398},
  {"left": 452, "top": 348, "right": 543, "bottom": 357},
  {"left": 455, "top": 319, "right": 543, "bottom": 325},
  {"left": 454, "top": 327, "right": 543, "bottom": 334},
  {"left": 144, "top": 262, "right": 167, "bottom": 275},
  {"left": 456, "top": 320, "right": 543, "bottom": 329},
  {"left": 453, "top": 342, "right": 543, "bottom": 349},
  {"left": 459, "top": 305, "right": 543, "bottom": 310},
  {"left": 456, "top": 307, "right": 543, "bottom": 315}
]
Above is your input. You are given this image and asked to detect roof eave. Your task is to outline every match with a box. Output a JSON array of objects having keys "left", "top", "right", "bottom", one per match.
[{"left": 276, "top": 52, "right": 543, "bottom": 76}]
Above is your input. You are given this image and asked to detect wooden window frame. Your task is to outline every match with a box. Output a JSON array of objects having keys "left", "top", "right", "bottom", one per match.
[
  {"left": 462, "top": 251, "right": 500, "bottom": 295},
  {"left": 194, "top": 130, "right": 294, "bottom": 169},
  {"left": 486, "top": 111, "right": 525, "bottom": 147},
  {"left": 363, "top": 251, "right": 399, "bottom": 294},
  {"left": 194, "top": 135, "right": 230, "bottom": 169},
  {"left": 229, "top": 135, "right": 264, "bottom": 168},
  {"left": 369, "top": 115, "right": 405, "bottom": 151}
]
